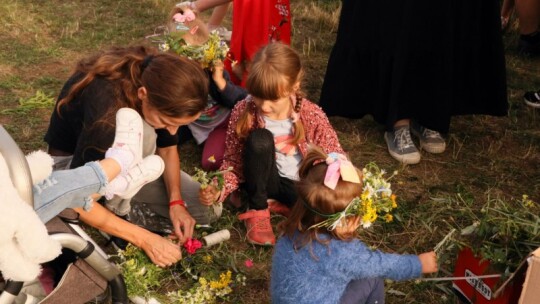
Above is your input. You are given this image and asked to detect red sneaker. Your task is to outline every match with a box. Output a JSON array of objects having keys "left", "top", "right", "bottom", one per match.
[
  {"left": 267, "top": 199, "right": 291, "bottom": 218},
  {"left": 238, "top": 209, "right": 275, "bottom": 246}
]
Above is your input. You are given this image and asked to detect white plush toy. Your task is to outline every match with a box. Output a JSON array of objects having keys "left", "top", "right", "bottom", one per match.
[{"left": 0, "top": 150, "right": 62, "bottom": 282}]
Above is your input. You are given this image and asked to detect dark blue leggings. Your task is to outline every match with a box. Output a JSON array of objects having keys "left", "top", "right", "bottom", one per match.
[{"left": 340, "top": 278, "right": 385, "bottom": 304}]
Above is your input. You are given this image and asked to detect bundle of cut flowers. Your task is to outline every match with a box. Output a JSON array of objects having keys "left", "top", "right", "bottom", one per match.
[
  {"left": 191, "top": 165, "right": 233, "bottom": 192},
  {"left": 310, "top": 162, "right": 398, "bottom": 231},
  {"left": 115, "top": 237, "right": 246, "bottom": 303}
]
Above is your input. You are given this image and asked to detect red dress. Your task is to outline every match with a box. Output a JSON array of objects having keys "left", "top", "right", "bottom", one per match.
[{"left": 226, "top": 0, "right": 291, "bottom": 85}]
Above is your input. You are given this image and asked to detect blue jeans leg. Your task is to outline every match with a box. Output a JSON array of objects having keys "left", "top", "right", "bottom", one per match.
[{"left": 33, "top": 161, "right": 108, "bottom": 223}]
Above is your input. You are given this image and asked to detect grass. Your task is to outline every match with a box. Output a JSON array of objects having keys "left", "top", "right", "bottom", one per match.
[{"left": 1, "top": 0, "right": 539, "bottom": 303}]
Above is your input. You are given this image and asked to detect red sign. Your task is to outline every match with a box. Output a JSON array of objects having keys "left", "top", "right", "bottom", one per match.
[{"left": 452, "top": 248, "right": 524, "bottom": 304}]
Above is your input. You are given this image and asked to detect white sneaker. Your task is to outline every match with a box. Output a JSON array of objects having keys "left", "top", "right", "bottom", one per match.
[
  {"left": 112, "top": 108, "right": 144, "bottom": 169},
  {"left": 118, "top": 155, "right": 165, "bottom": 199}
]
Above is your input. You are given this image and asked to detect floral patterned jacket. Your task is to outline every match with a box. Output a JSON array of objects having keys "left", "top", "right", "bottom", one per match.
[{"left": 219, "top": 96, "right": 344, "bottom": 201}]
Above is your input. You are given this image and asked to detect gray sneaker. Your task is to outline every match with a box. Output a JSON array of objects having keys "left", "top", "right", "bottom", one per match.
[
  {"left": 384, "top": 126, "right": 421, "bottom": 164},
  {"left": 410, "top": 120, "right": 446, "bottom": 154}
]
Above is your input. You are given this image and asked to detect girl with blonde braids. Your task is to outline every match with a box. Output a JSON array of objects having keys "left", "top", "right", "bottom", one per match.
[{"left": 199, "top": 43, "right": 343, "bottom": 246}]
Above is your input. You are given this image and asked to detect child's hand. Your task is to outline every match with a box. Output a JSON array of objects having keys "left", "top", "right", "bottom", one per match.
[
  {"left": 212, "top": 60, "right": 226, "bottom": 91},
  {"left": 199, "top": 185, "right": 221, "bottom": 206},
  {"left": 176, "top": 1, "right": 197, "bottom": 13},
  {"left": 418, "top": 251, "right": 438, "bottom": 274}
]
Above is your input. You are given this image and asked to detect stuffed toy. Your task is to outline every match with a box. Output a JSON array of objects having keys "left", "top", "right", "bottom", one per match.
[{"left": 0, "top": 150, "right": 62, "bottom": 282}]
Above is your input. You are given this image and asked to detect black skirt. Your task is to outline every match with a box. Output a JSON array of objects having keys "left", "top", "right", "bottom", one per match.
[{"left": 319, "top": 0, "right": 508, "bottom": 133}]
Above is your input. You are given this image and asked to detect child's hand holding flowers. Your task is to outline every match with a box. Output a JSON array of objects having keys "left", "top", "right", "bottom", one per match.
[
  {"left": 193, "top": 166, "right": 232, "bottom": 206},
  {"left": 199, "top": 185, "right": 221, "bottom": 206},
  {"left": 211, "top": 60, "right": 227, "bottom": 91}
]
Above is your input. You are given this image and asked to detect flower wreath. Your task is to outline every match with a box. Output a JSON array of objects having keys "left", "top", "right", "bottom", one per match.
[
  {"left": 149, "top": 10, "right": 230, "bottom": 68},
  {"left": 306, "top": 159, "right": 398, "bottom": 231}
]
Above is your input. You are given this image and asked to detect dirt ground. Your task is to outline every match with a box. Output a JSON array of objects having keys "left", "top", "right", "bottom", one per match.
[{"left": 0, "top": 1, "right": 539, "bottom": 303}]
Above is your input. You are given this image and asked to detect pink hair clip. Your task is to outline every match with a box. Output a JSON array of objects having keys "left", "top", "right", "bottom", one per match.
[
  {"left": 172, "top": 10, "right": 195, "bottom": 23},
  {"left": 324, "top": 153, "right": 361, "bottom": 190}
]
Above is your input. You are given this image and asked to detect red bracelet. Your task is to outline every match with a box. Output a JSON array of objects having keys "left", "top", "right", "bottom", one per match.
[{"left": 169, "top": 199, "right": 186, "bottom": 208}]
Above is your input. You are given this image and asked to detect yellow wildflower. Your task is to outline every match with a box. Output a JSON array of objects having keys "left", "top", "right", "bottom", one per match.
[
  {"left": 199, "top": 277, "right": 208, "bottom": 287},
  {"left": 522, "top": 194, "right": 536, "bottom": 208},
  {"left": 391, "top": 194, "right": 397, "bottom": 209},
  {"left": 384, "top": 214, "right": 393, "bottom": 223},
  {"left": 202, "top": 254, "right": 213, "bottom": 264},
  {"left": 210, "top": 271, "right": 232, "bottom": 289}
]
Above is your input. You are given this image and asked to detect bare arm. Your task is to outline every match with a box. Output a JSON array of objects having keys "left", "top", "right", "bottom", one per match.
[
  {"left": 157, "top": 145, "right": 182, "bottom": 202},
  {"left": 178, "top": 0, "right": 232, "bottom": 12},
  {"left": 157, "top": 145, "right": 195, "bottom": 243},
  {"left": 74, "top": 203, "right": 181, "bottom": 267}
]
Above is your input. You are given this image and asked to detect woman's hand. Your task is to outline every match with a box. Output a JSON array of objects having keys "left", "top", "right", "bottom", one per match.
[
  {"left": 139, "top": 232, "right": 182, "bottom": 268},
  {"left": 199, "top": 185, "right": 221, "bottom": 206},
  {"left": 418, "top": 251, "right": 438, "bottom": 274},
  {"left": 169, "top": 205, "right": 196, "bottom": 244}
]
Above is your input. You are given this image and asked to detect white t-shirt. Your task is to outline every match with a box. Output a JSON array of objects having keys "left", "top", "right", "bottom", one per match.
[{"left": 263, "top": 116, "right": 301, "bottom": 181}]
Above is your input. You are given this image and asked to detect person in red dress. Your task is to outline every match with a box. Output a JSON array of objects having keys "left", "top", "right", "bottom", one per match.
[{"left": 176, "top": 0, "right": 291, "bottom": 85}]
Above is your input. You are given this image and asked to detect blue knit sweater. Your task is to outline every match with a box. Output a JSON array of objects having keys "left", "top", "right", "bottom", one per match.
[{"left": 271, "top": 232, "right": 422, "bottom": 304}]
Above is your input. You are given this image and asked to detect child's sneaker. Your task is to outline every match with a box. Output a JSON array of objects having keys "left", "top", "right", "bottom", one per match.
[
  {"left": 117, "top": 155, "right": 165, "bottom": 199},
  {"left": 384, "top": 126, "right": 421, "bottom": 164},
  {"left": 524, "top": 90, "right": 540, "bottom": 108},
  {"left": 238, "top": 209, "right": 275, "bottom": 246},
  {"left": 267, "top": 199, "right": 291, "bottom": 218},
  {"left": 409, "top": 120, "right": 446, "bottom": 154},
  {"left": 109, "top": 108, "right": 144, "bottom": 173}
]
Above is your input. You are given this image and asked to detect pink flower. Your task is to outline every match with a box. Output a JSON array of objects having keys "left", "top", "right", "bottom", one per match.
[
  {"left": 172, "top": 11, "right": 195, "bottom": 23},
  {"left": 173, "top": 13, "right": 186, "bottom": 23},
  {"left": 184, "top": 10, "right": 195, "bottom": 22},
  {"left": 244, "top": 259, "right": 253, "bottom": 268},
  {"left": 183, "top": 238, "right": 203, "bottom": 255}
]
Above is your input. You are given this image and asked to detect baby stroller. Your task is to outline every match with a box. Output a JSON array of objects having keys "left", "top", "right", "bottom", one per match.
[{"left": 0, "top": 125, "right": 128, "bottom": 304}]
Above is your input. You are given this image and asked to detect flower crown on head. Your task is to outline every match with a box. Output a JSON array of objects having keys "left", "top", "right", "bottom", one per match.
[
  {"left": 148, "top": 10, "right": 230, "bottom": 68},
  {"left": 306, "top": 158, "right": 398, "bottom": 231}
]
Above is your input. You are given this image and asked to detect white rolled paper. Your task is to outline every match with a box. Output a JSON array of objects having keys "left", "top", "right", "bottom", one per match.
[
  {"left": 130, "top": 296, "right": 161, "bottom": 304},
  {"left": 202, "top": 229, "right": 230, "bottom": 247}
]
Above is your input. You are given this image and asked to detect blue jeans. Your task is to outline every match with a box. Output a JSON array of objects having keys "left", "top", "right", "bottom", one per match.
[{"left": 33, "top": 161, "right": 108, "bottom": 223}]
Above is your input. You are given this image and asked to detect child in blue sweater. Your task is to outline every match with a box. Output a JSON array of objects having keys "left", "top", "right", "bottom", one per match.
[{"left": 271, "top": 147, "right": 438, "bottom": 304}]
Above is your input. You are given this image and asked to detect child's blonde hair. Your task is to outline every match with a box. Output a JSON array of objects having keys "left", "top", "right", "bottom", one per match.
[
  {"left": 236, "top": 43, "right": 305, "bottom": 143},
  {"left": 279, "top": 146, "right": 363, "bottom": 250},
  {"left": 167, "top": 6, "right": 209, "bottom": 46}
]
